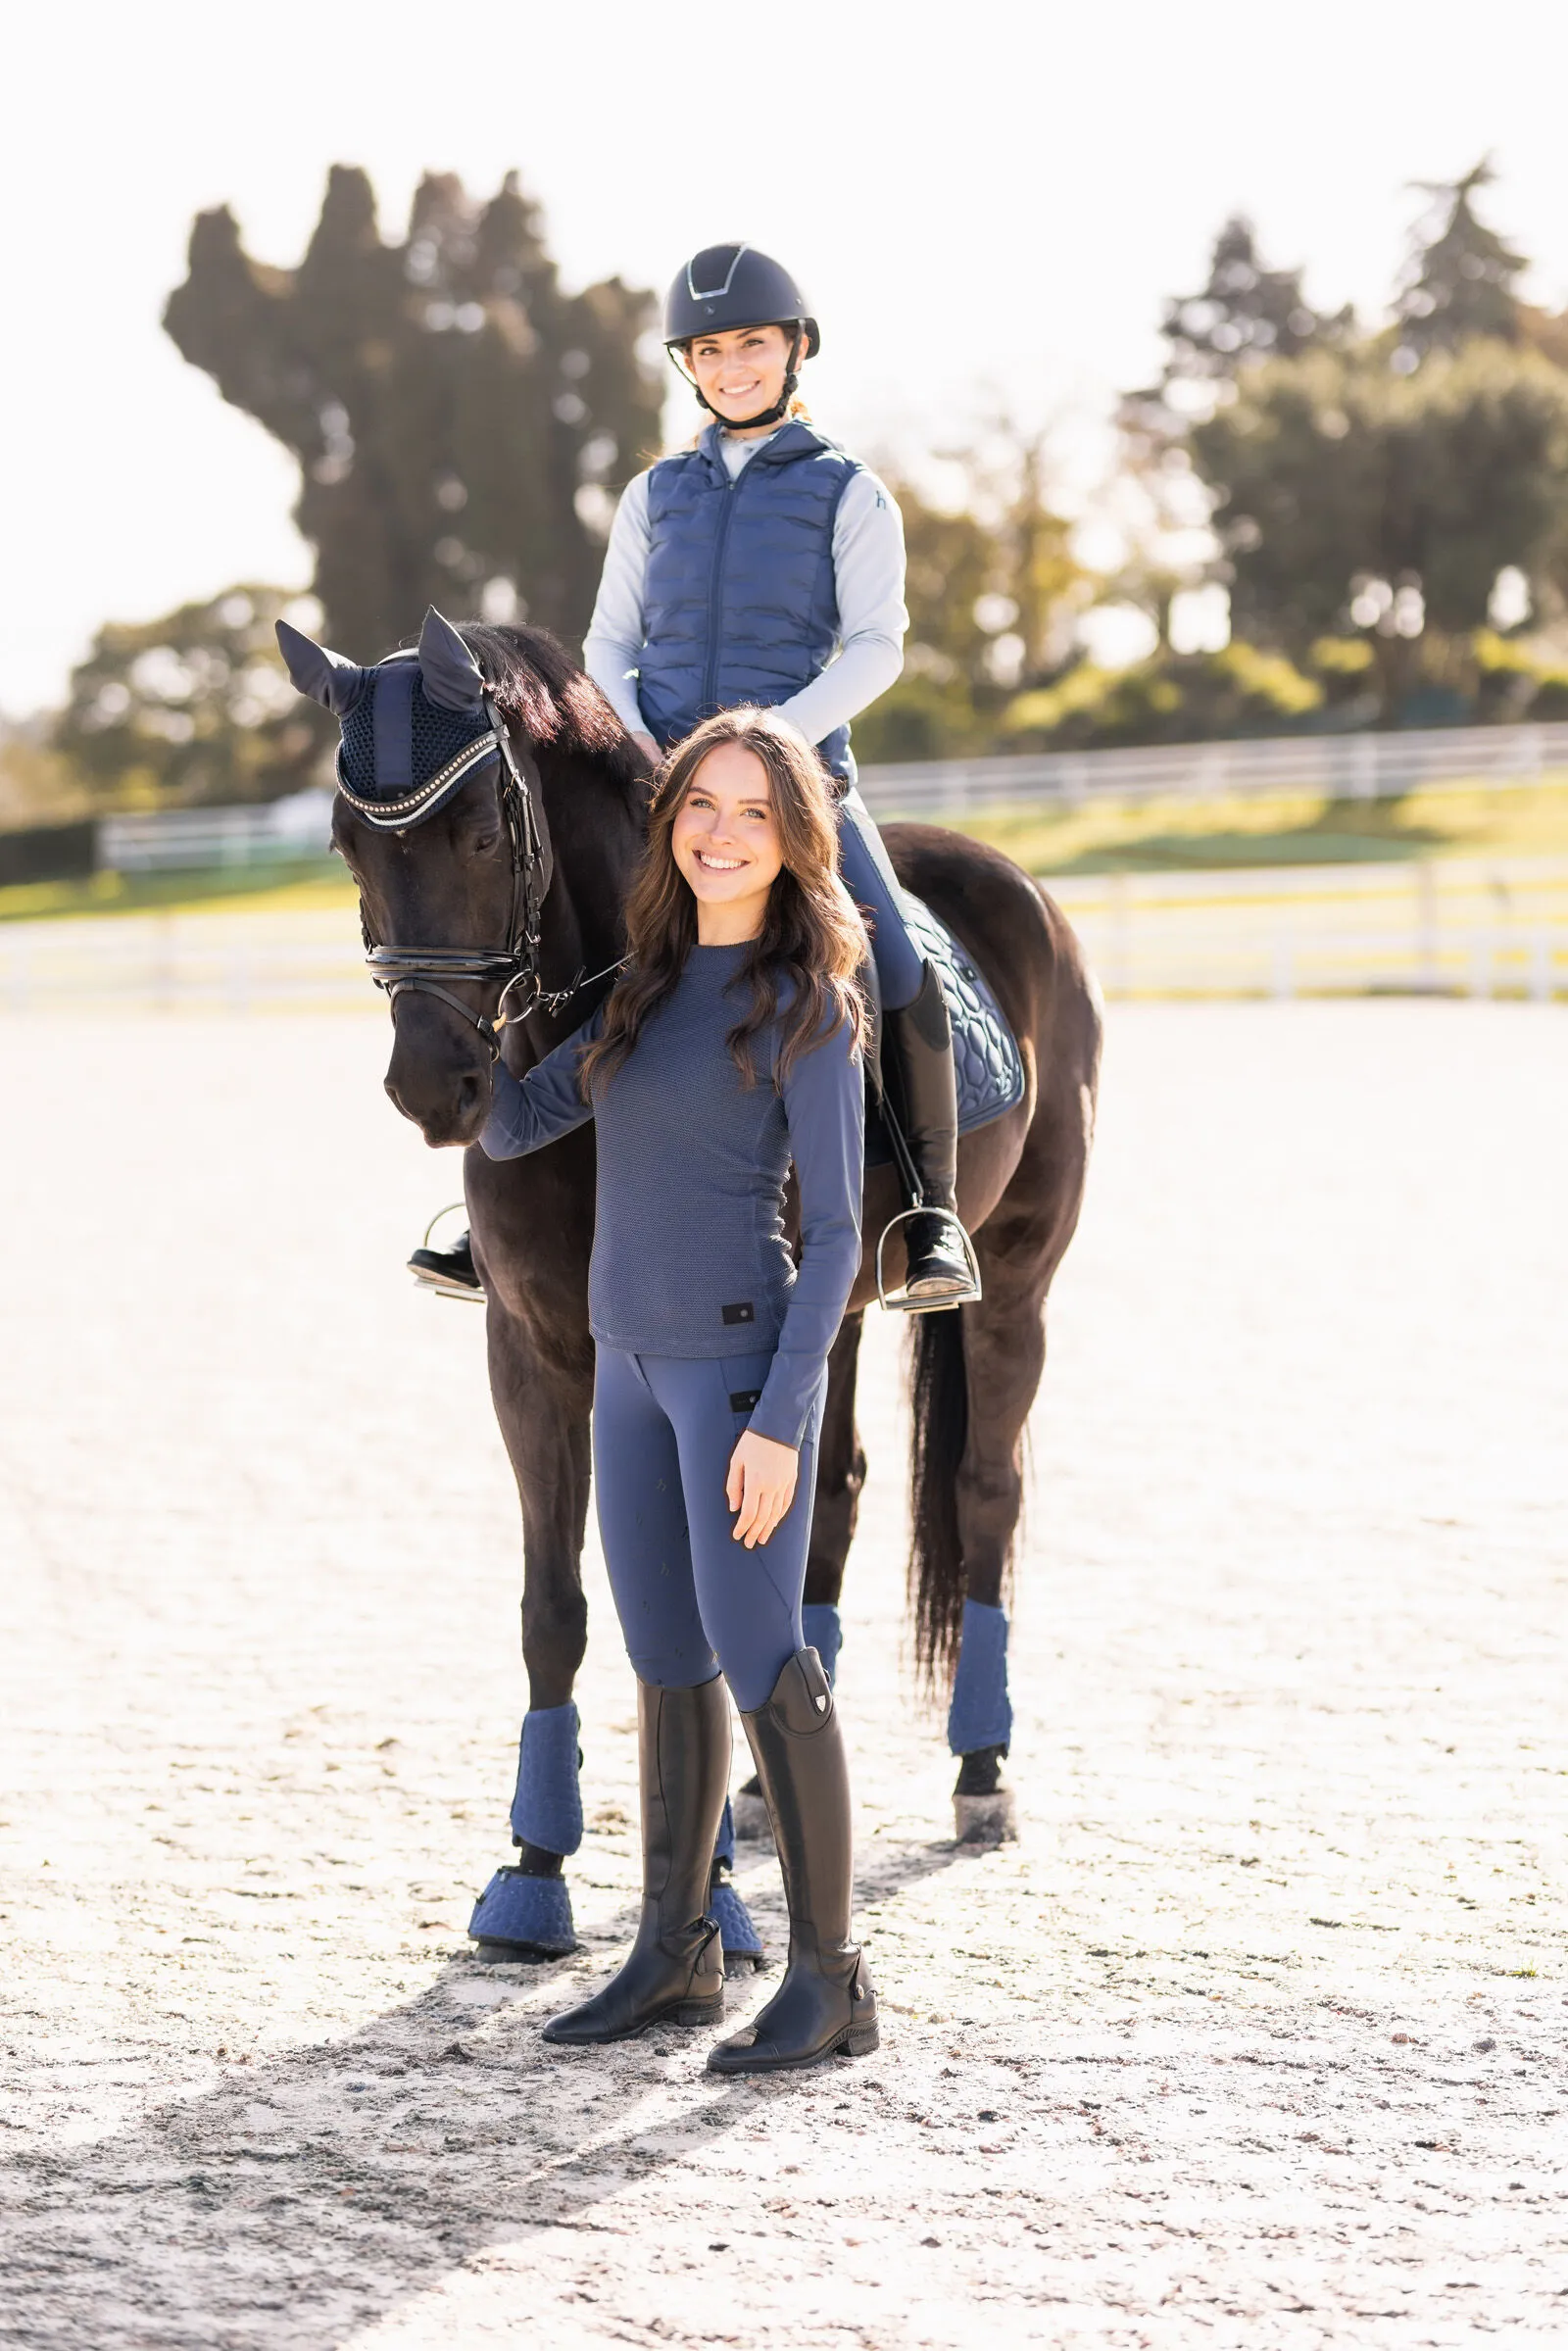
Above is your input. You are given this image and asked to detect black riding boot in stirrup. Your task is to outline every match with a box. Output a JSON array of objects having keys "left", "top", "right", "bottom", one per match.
[
  {"left": 883, "top": 960, "right": 981, "bottom": 1308},
  {"left": 407, "top": 1223, "right": 483, "bottom": 1300},
  {"left": 707, "top": 1649, "right": 879, "bottom": 2076},
  {"left": 542, "top": 1678, "right": 729, "bottom": 2046}
]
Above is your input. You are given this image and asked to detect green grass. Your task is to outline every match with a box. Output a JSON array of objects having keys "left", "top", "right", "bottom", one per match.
[
  {"left": 0, "top": 858, "right": 354, "bottom": 926},
  {"left": 959, "top": 778, "right": 1568, "bottom": 875},
  {"left": 6, "top": 775, "right": 1568, "bottom": 926}
]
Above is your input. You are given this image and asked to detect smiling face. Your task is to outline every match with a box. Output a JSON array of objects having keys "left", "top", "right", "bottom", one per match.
[
  {"left": 683, "top": 322, "right": 797, "bottom": 432},
  {"left": 669, "top": 742, "right": 785, "bottom": 942}
]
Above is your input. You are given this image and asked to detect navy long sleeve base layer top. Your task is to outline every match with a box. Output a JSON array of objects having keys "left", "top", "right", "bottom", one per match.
[{"left": 479, "top": 942, "right": 864, "bottom": 1448}]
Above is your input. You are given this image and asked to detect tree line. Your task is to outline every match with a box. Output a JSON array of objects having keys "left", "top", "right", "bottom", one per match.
[{"left": 27, "top": 158, "right": 1568, "bottom": 811}]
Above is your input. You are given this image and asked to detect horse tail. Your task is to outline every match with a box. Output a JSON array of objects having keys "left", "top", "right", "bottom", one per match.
[{"left": 908, "top": 1307, "right": 968, "bottom": 1688}]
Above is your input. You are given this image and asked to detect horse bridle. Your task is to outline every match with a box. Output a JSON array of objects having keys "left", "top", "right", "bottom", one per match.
[{"left": 339, "top": 693, "right": 625, "bottom": 1059}]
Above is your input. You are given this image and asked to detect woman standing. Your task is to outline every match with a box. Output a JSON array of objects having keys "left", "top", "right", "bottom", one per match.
[
  {"left": 411, "top": 243, "right": 978, "bottom": 1312},
  {"left": 479, "top": 706, "right": 878, "bottom": 2074}
]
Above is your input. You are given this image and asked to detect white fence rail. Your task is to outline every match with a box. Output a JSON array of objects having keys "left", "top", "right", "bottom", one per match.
[
  {"left": 100, "top": 790, "right": 334, "bottom": 873},
  {"left": 44, "top": 720, "right": 1568, "bottom": 879},
  {"left": 0, "top": 912, "right": 365, "bottom": 1015},
  {"left": 27, "top": 714, "right": 1568, "bottom": 884},
  {"left": 856, "top": 719, "right": 1568, "bottom": 818},
  {"left": 4, "top": 857, "right": 1566, "bottom": 1010},
  {"left": 1050, "top": 857, "right": 1568, "bottom": 1002}
]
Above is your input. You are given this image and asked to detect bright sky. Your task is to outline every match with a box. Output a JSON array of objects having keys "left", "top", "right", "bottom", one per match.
[{"left": 4, "top": 0, "right": 1567, "bottom": 712}]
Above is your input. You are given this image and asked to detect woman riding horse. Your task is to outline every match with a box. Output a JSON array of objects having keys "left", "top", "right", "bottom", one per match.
[{"left": 411, "top": 242, "right": 977, "bottom": 1312}]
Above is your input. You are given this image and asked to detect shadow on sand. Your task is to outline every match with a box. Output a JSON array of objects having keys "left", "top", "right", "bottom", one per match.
[{"left": 7, "top": 1832, "right": 989, "bottom": 2349}]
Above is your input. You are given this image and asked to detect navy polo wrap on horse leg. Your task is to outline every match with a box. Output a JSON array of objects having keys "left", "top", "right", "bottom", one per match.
[
  {"left": 710, "top": 1795, "right": 764, "bottom": 1967},
  {"left": 509, "top": 1703, "right": 585, "bottom": 1855},
  {"left": 466, "top": 1704, "right": 585, "bottom": 1957},
  {"left": 946, "top": 1599, "right": 1013, "bottom": 1756},
  {"left": 802, "top": 1602, "right": 844, "bottom": 1687},
  {"left": 709, "top": 1884, "right": 763, "bottom": 1968}
]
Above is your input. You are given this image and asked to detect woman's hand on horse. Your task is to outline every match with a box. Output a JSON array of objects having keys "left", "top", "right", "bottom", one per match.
[
  {"left": 726, "top": 1430, "right": 799, "bottom": 1548},
  {"left": 632, "top": 730, "right": 662, "bottom": 768}
]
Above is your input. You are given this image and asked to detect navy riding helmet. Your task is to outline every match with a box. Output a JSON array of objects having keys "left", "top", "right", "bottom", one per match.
[
  {"left": 662, "top": 244, "right": 820, "bottom": 431},
  {"left": 275, "top": 606, "right": 500, "bottom": 830}
]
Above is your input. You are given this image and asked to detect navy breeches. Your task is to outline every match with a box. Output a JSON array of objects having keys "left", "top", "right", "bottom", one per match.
[
  {"left": 593, "top": 1347, "right": 826, "bottom": 1713},
  {"left": 836, "top": 789, "right": 925, "bottom": 1011}
]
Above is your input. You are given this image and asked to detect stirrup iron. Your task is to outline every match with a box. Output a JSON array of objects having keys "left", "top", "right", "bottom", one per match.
[{"left": 875, "top": 1206, "right": 983, "bottom": 1316}]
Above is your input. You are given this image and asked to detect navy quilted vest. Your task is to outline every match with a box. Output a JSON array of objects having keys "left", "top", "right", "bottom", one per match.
[{"left": 639, "top": 420, "right": 861, "bottom": 780}]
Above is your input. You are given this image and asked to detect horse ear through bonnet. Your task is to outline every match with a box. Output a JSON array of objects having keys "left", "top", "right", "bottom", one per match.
[
  {"left": 416, "top": 605, "right": 487, "bottom": 715},
  {"left": 275, "top": 619, "right": 370, "bottom": 716}
]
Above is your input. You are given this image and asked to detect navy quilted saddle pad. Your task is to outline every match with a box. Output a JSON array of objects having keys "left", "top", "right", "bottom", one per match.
[{"left": 865, "top": 895, "right": 1025, "bottom": 1167}]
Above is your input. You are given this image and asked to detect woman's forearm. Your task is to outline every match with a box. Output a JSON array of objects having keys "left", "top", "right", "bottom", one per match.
[
  {"left": 478, "top": 1014, "right": 602, "bottom": 1160},
  {"left": 776, "top": 631, "right": 904, "bottom": 750},
  {"left": 752, "top": 1025, "right": 865, "bottom": 1445}
]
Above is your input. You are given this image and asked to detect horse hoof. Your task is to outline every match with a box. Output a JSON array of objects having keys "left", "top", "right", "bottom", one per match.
[
  {"left": 732, "top": 1788, "right": 772, "bottom": 1843},
  {"left": 467, "top": 1866, "right": 577, "bottom": 1957},
  {"left": 954, "top": 1788, "right": 1017, "bottom": 1845},
  {"left": 709, "top": 1879, "right": 764, "bottom": 1970}
]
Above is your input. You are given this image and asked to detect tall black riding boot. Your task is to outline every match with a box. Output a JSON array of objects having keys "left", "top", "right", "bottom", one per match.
[
  {"left": 883, "top": 961, "right": 981, "bottom": 1307},
  {"left": 542, "top": 1678, "right": 728, "bottom": 2045},
  {"left": 707, "top": 1650, "right": 879, "bottom": 2075}
]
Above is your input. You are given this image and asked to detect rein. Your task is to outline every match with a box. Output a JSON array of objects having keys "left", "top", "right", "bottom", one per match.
[{"left": 342, "top": 693, "right": 627, "bottom": 1059}]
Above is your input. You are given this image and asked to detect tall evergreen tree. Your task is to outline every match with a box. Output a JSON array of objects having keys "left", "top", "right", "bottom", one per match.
[
  {"left": 1156, "top": 216, "right": 1351, "bottom": 387},
  {"left": 1395, "top": 159, "right": 1527, "bottom": 361},
  {"left": 1116, "top": 217, "right": 1353, "bottom": 644},
  {"left": 166, "top": 168, "right": 662, "bottom": 659}
]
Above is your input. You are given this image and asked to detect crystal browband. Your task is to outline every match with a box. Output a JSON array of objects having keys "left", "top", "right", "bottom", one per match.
[{"left": 334, "top": 731, "right": 500, "bottom": 829}]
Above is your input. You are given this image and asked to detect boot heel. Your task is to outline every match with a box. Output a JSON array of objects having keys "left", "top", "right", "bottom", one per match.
[
  {"left": 837, "top": 2020, "right": 880, "bottom": 2058},
  {"left": 673, "top": 1995, "right": 724, "bottom": 2027}
]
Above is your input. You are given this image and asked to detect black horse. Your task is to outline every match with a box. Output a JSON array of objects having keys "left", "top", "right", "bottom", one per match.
[{"left": 298, "top": 613, "right": 1101, "bottom": 1958}]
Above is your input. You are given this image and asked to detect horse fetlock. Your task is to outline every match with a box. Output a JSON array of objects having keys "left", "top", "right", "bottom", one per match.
[
  {"left": 510, "top": 1841, "right": 566, "bottom": 1878},
  {"left": 953, "top": 1772, "right": 1017, "bottom": 1848},
  {"left": 954, "top": 1741, "right": 1007, "bottom": 1797}
]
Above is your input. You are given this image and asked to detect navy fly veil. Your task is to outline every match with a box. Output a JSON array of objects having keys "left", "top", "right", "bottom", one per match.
[{"left": 276, "top": 605, "right": 501, "bottom": 829}]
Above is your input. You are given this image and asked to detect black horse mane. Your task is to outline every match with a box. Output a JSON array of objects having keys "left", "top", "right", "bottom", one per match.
[{"left": 457, "top": 622, "right": 651, "bottom": 794}]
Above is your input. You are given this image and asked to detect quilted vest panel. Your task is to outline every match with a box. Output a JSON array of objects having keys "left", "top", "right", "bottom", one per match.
[{"left": 639, "top": 421, "right": 861, "bottom": 779}]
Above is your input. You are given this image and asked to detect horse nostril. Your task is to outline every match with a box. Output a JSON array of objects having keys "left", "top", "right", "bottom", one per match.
[{"left": 384, "top": 1076, "right": 406, "bottom": 1115}]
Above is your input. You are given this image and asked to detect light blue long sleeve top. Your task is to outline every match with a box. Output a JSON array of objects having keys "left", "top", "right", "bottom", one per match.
[{"left": 479, "top": 941, "right": 864, "bottom": 1448}]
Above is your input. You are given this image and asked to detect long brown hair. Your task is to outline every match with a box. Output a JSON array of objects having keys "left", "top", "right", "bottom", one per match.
[{"left": 578, "top": 708, "right": 869, "bottom": 1098}]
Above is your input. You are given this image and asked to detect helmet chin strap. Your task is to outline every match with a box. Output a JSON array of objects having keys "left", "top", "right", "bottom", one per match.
[{"left": 678, "top": 327, "right": 804, "bottom": 434}]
